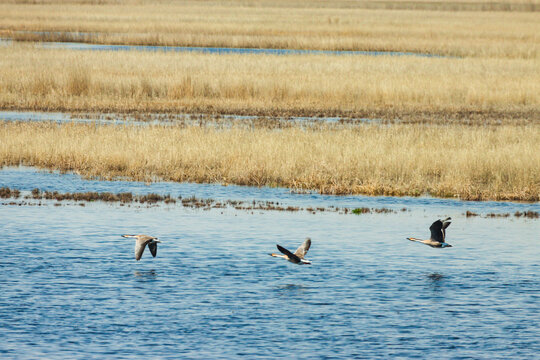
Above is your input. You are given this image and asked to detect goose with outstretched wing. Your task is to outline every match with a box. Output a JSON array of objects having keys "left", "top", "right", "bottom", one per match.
[
  {"left": 122, "top": 234, "right": 162, "bottom": 260},
  {"left": 407, "top": 218, "right": 453, "bottom": 248},
  {"left": 270, "top": 238, "right": 312, "bottom": 264}
]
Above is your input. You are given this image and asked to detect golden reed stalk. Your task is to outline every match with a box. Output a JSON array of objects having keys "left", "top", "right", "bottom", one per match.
[{"left": 1, "top": 122, "right": 538, "bottom": 201}]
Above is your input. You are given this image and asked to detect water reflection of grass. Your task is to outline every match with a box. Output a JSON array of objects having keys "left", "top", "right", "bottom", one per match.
[
  {"left": 1, "top": 122, "right": 538, "bottom": 201},
  {"left": 2, "top": 187, "right": 539, "bottom": 218},
  {"left": 2, "top": 0, "right": 538, "bottom": 58},
  {"left": 1, "top": 45, "right": 538, "bottom": 122}
]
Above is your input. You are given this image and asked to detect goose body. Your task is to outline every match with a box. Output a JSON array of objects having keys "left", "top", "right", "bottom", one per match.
[
  {"left": 122, "top": 234, "right": 162, "bottom": 260},
  {"left": 270, "top": 238, "right": 312, "bottom": 265},
  {"left": 407, "top": 218, "right": 453, "bottom": 248}
]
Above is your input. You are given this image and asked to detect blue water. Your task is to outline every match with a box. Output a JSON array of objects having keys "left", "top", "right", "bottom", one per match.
[
  {"left": 0, "top": 111, "right": 381, "bottom": 127},
  {"left": 3, "top": 33, "right": 444, "bottom": 58},
  {"left": 1, "top": 168, "right": 539, "bottom": 359},
  {"left": 39, "top": 41, "right": 442, "bottom": 58},
  {"left": 0, "top": 111, "right": 180, "bottom": 127},
  {"left": 1, "top": 191, "right": 539, "bottom": 358}
]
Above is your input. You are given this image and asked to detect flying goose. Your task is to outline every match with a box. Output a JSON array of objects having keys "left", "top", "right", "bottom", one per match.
[
  {"left": 270, "top": 238, "right": 312, "bottom": 265},
  {"left": 407, "top": 217, "right": 452, "bottom": 248},
  {"left": 122, "top": 234, "right": 162, "bottom": 261}
]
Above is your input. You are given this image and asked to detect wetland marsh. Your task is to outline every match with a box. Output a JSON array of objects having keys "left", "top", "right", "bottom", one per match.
[
  {"left": 1, "top": 167, "right": 539, "bottom": 359},
  {"left": 3, "top": 0, "right": 539, "bottom": 58},
  {"left": 1, "top": 44, "right": 538, "bottom": 120},
  {"left": 1, "top": 0, "right": 538, "bottom": 120},
  {"left": 1, "top": 0, "right": 539, "bottom": 358}
]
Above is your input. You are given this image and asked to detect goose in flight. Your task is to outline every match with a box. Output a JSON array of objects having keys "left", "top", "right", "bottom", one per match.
[
  {"left": 407, "top": 217, "right": 452, "bottom": 248},
  {"left": 122, "top": 234, "right": 162, "bottom": 261},
  {"left": 270, "top": 237, "right": 312, "bottom": 265}
]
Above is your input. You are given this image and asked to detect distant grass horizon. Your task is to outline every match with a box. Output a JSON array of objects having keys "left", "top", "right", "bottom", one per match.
[{"left": 1, "top": 0, "right": 539, "bottom": 59}]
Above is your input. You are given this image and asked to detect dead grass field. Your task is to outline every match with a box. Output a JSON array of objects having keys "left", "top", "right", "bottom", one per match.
[
  {"left": 1, "top": 121, "right": 538, "bottom": 201},
  {"left": 1, "top": 0, "right": 539, "bottom": 58},
  {"left": 1, "top": 45, "right": 539, "bottom": 121}
]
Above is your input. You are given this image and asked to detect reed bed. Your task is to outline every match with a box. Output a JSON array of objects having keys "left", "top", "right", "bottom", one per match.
[
  {"left": 1, "top": 121, "right": 538, "bottom": 201},
  {"left": 1, "top": 45, "right": 539, "bottom": 121},
  {"left": 1, "top": 0, "right": 539, "bottom": 58}
]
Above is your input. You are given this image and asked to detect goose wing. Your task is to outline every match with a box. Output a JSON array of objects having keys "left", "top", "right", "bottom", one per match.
[
  {"left": 148, "top": 241, "right": 158, "bottom": 257},
  {"left": 277, "top": 244, "right": 301, "bottom": 264},
  {"left": 123, "top": 234, "right": 154, "bottom": 241},
  {"left": 134, "top": 239, "right": 148, "bottom": 260},
  {"left": 441, "top": 218, "right": 451, "bottom": 242},
  {"left": 294, "top": 238, "right": 311, "bottom": 259},
  {"left": 429, "top": 218, "right": 451, "bottom": 243},
  {"left": 429, "top": 220, "right": 444, "bottom": 243}
]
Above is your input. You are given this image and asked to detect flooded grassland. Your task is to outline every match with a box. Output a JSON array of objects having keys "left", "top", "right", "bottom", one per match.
[
  {"left": 2, "top": 0, "right": 539, "bottom": 58},
  {"left": 0, "top": 45, "right": 539, "bottom": 121},
  {"left": 1, "top": 1, "right": 539, "bottom": 357},
  {"left": 0, "top": 166, "right": 539, "bottom": 359}
]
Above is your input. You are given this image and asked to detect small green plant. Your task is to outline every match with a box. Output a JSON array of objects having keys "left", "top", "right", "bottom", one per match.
[{"left": 352, "top": 207, "right": 370, "bottom": 215}]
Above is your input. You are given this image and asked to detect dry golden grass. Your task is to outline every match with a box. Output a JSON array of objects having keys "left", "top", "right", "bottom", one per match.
[
  {"left": 1, "top": 0, "right": 539, "bottom": 58},
  {"left": 1, "top": 45, "right": 539, "bottom": 121},
  {"left": 1, "top": 121, "right": 538, "bottom": 201}
]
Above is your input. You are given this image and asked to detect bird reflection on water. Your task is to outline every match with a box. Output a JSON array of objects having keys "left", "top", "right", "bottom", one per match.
[
  {"left": 426, "top": 273, "right": 447, "bottom": 292},
  {"left": 427, "top": 273, "right": 445, "bottom": 281},
  {"left": 273, "top": 283, "right": 310, "bottom": 298},
  {"left": 133, "top": 269, "right": 158, "bottom": 278},
  {"left": 276, "top": 284, "right": 308, "bottom": 290}
]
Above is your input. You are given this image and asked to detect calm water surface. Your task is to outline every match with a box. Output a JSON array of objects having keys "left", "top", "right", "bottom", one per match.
[
  {"left": 1, "top": 168, "right": 539, "bottom": 359},
  {"left": 2, "top": 35, "right": 443, "bottom": 58},
  {"left": 0, "top": 111, "right": 380, "bottom": 127}
]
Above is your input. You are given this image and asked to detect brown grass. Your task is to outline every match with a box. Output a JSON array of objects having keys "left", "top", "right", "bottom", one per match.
[
  {"left": 1, "top": 0, "right": 539, "bottom": 58},
  {"left": 1, "top": 121, "right": 538, "bottom": 201},
  {"left": 1, "top": 45, "right": 539, "bottom": 121}
]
